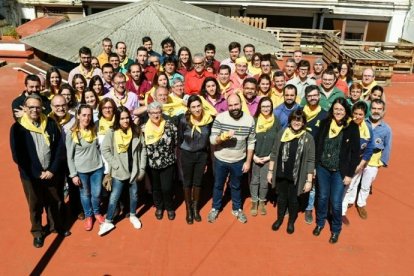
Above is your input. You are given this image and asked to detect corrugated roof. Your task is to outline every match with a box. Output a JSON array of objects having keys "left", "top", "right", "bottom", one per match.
[
  {"left": 20, "top": 0, "right": 282, "bottom": 62},
  {"left": 16, "top": 15, "right": 68, "bottom": 38}
]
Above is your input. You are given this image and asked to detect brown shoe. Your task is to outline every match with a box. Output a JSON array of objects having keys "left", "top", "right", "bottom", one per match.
[
  {"left": 357, "top": 206, "right": 368, "bottom": 219},
  {"left": 258, "top": 201, "right": 267, "bottom": 216},
  {"left": 250, "top": 201, "right": 258, "bottom": 216},
  {"left": 342, "top": 215, "right": 350, "bottom": 225}
]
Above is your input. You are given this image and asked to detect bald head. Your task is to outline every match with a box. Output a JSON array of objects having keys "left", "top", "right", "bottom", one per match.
[{"left": 51, "top": 94, "right": 68, "bottom": 118}]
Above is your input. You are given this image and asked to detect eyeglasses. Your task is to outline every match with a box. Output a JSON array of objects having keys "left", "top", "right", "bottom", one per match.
[
  {"left": 53, "top": 104, "right": 67, "bottom": 109},
  {"left": 193, "top": 62, "right": 204, "bottom": 66},
  {"left": 26, "top": 106, "right": 42, "bottom": 110},
  {"left": 363, "top": 75, "right": 374, "bottom": 77},
  {"left": 306, "top": 94, "right": 319, "bottom": 98},
  {"left": 114, "top": 81, "right": 126, "bottom": 85},
  {"left": 261, "top": 105, "right": 272, "bottom": 108},
  {"left": 102, "top": 106, "right": 114, "bottom": 110},
  {"left": 149, "top": 111, "right": 162, "bottom": 115}
]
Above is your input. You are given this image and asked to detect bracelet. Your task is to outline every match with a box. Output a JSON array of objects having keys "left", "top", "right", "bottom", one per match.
[
  {"left": 305, "top": 180, "right": 312, "bottom": 184},
  {"left": 268, "top": 169, "right": 273, "bottom": 173}
]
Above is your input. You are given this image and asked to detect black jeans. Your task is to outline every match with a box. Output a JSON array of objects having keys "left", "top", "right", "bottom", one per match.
[
  {"left": 150, "top": 164, "right": 175, "bottom": 211},
  {"left": 180, "top": 149, "right": 208, "bottom": 187},
  {"left": 276, "top": 177, "right": 299, "bottom": 223},
  {"left": 21, "top": 177, "right": 64, "bottom": 237}
]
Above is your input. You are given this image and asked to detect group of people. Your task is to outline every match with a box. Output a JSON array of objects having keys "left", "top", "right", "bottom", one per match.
[{"left": 10, "top": 36, "right": 392, "bottom": 248}]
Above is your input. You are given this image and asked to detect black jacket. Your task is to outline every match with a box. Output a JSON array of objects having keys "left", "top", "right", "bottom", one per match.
[
  {"left": 315, "top": 118, "right": 360, "bottom": 178},
  {"left": 10, "top": 118, "right": 63, "bottom": 180}
]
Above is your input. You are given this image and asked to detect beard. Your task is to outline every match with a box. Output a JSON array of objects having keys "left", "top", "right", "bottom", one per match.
[
  {"left": 229, "top": 108, "right": 243, "bottom": 119},
  {"left": 370, "top": 114, "right": 382, "bottom": 120}
]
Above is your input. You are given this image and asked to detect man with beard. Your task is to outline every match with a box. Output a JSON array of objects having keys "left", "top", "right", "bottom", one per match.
[
  {"left": 185, "top": 54, "right": 214, "bottom": 95},
  {"left": 310, "top": 58, "right": 325, "bottom": 81},
  {"left": 204, "top": 43, "right": 220, "bottom": 73},
  {"left": 301, "top": 85, "right": 328, "bottom": 224},
  {"left": 258, "top": 56, "right": 275, "bottom": 79},
  {"left": 104, "top": 72, "right": 139, "bottom": 115},
  {"left": 101, "top": 63, "right": 114, "bottom": 95},
  {"left": 68, "top": 46, "right": 102, "bottom": 85},
  {"left": 287, "top": 59, "right": 316, "bottom": 99},
  {"left": 142, "top": 36, "right": 161, "bottom": 58},
  {"left": 126, "top": 63, "right": 152, "bottom": 105},
  {"left": 97, "top": 37, "right": 113, "bottom": 68},
  {"left": 243, "top": 44, "right": 255, "bottom": 74},
  {"left": 116, "top": 41, "right": 134, "bottom": 75},
  {"left": 11, "top": 95, "right": 71, "bottom": 248},
  {"left": 240, "top": 77, "right": 261, "bottom": 116},
  {"left": 304, "top": 69, "right": 345, "bottom": 111},
  {"left": 135, "top": 46, "right": 157, "bottom": 84},
  {"left": 273, "top": 84, "right": 299, "bottom": 128},
  {"left": 12, "top": 74, "right": 51, "bottom": 120},
  {"left": 355, "top": 99, "right": 392, "bottom": 219},
  {"left": 208, "top": 94, "right": 255, "bottom": 224},
  {"left": 220, "top": 41, "right": 241, "bottom": 74}
]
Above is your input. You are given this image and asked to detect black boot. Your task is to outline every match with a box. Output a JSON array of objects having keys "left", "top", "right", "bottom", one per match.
[
  {"left": 192, "top": 187, "right": 202, "bottom": 222},
  {"left": 184, "top": 187, "right": 193, "bottom": 224}
]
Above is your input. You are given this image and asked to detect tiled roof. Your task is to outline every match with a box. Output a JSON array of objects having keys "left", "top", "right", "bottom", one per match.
[
  {"left": 16, "top": 15, "right": 68, "bottom": 38},
  {"left": 20, "top": 0, "right": 282, "bottom": 62}
]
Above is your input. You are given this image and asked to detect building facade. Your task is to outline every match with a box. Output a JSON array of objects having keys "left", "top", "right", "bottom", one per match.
[{"left": 11, "top": 0, "right": 413, "bottom": 43}]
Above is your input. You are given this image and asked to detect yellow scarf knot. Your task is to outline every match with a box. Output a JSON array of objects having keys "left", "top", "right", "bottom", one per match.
[
  {"left": 256, "top": 114, "right": 274, "bottom": 133},
  {"left": 20, "top": 113, "right": 50, "bottom": 145},
  {"left": 114, "top": 128, "right": 132, "bottom": 153},
  {"left": 144, "top": 119, "right": 166, "bottom": 145},
  {"left": 281, "top": 128, "right": 305, "bottom": 142},
  {"left": 190, "top": 114, "right": 213, "bottom": 137}
]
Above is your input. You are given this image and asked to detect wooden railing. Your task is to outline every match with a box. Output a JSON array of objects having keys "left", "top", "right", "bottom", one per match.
[{"left": 229, "top": 16, "right": 267, "bottom": 29}]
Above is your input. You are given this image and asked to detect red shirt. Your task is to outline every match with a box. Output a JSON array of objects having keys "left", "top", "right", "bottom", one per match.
[
  {"left": 184, "top": 70, "right": 214, "bottom": 95},
  {"left": 144, "top": 66, "right": 157, "bottom": 83},
  {"left": 126, "top": 78, "right": 152, "bottom": 100}
]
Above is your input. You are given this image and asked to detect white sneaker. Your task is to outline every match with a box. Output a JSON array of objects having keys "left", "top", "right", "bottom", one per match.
[
  {"left": 98, "top": 221, "right": 115, "bottom": 236},
  {"left": 130, "top": 215, "right": 142, "bottom": 229}
]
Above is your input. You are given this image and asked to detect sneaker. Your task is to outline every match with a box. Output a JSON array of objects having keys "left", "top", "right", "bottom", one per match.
[
  {"left": 84, "top": 216, "right": 93, "bottom": 231},
  {"left": 98, "top": 222, "right": 115, "bottom": 236},
  {"left": 207, "top": 208, "right": 219, "bottom": 223},
  {"left": 232, "top": 209, "right": 247, "bottom": 224},
  {"left": 130, "top": 215, "right": 142, "bottom": 229},
  {"left": 356, "top": 206, "right": 368, "bottom": 219},
  {"left": 304, "top": 210, "right": 313, "bottom": 224},
  {"left": 95, "top": 214, "right": 105, "bottom": 224},
  {"left": 342, "top": 215, "right": 350, "bottom": 225}
]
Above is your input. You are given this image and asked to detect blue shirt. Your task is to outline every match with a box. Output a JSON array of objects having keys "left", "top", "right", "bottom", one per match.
[
  {"left": 366, "top": 118, "right": 392, "bottom": 166},
  {"left": 360, "top": 124, "right": 375, "bottom": 161},
  {"left": 273, "top": 103, "right": 299, "bottom": 129}
]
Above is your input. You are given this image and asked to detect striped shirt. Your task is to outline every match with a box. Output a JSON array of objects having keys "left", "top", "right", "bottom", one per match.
[{"left": 210, "top": 111, "right": 256, "bottom": 163}]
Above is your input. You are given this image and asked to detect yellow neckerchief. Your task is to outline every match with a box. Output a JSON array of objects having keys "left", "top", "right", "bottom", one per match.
[
  {"left": 72, "top": 128, "right": 96, "bottom": 144},
  {"left": 248, "top": 64, "right": 262, "bottom": 76},
  {"left": 237, "top": 91, "right": 250, "bottom": 114},
  {"left": 219, "top": 81, "right": 232, "bottom": 98},
  {"left": 144, "top": 87, "right": 156, "bottom": 106},
  {"left": 256, "top": 114, "right": 275, "bottom": 133},
  {"left": 358, "top": 120, "right": 371, "bottom": 140},
  {"left": 361, "top": 80, "right": 378, "bottom": 97},
  {"left": 303, "top": 105, "right": 322, "bottom": 122},
  {"left": 329, "top": 118, "right": 352, "bottom": 138},
  {"left": 144, "top": 118, "right": 166, "bottom": 145},
  {"left": 161, "top": 96, "right": 187, "bottom": 117},
  {"left": 20, "top": 113, "right": 50, "bottom": 145},
  {"left": 169, "top": 93, "right": 184, "bottom": 104},
  {"left": 49, "top": 112, "right": 71, "bottom": 127},
  {"left": 368, "top": 151, "right": 384, "bottom": 167},
  {"left": 111, "top": 89, "right": 128, "bottom": 106},
  {"left": 190, "top": 113, "right": 213, "bottom": 137},
  {"left": 98, "top": 116, "right": 114, "bottom": 135},
  {"left": 114, "top": 127, "right": 132, "bottom": 153},
  {"left": 200, "top": 96, "right": 218, "bottom": 117},
  {"left": 75, "top": 92, "right": 82, "bottom": 102},
  {"left": 270, "top": 88, "right": 284, "bottom": 108},
  {"left": 281, "top": 127, "right": 305, "bottom": 142},
  {"left": 120, "top": 56, "right": 130, "bottom": 69},
  {"left": 79, "top": 64, "right": 93, "bottom": 80}
]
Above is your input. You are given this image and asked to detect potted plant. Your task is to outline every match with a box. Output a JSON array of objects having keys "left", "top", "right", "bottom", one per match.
[{"left": 1, "top": 25, "right": 20, "bottom": 41}]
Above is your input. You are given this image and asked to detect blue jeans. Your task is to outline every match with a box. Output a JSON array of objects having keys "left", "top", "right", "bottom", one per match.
[
  {"left": 78, "top": 167, "right": 104, "bottom": 217},
  {"left": 315, "top": 165, "right": 345, "bottom": 234},
  {"left": 212, "top": 158, "right": 244, "bottom": 211},
  {"left": 106, "top": 178, "right": 138, "bottom": 222},
  {"left": 306, "top": 185, "right": 316, "bottom": 211}
]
